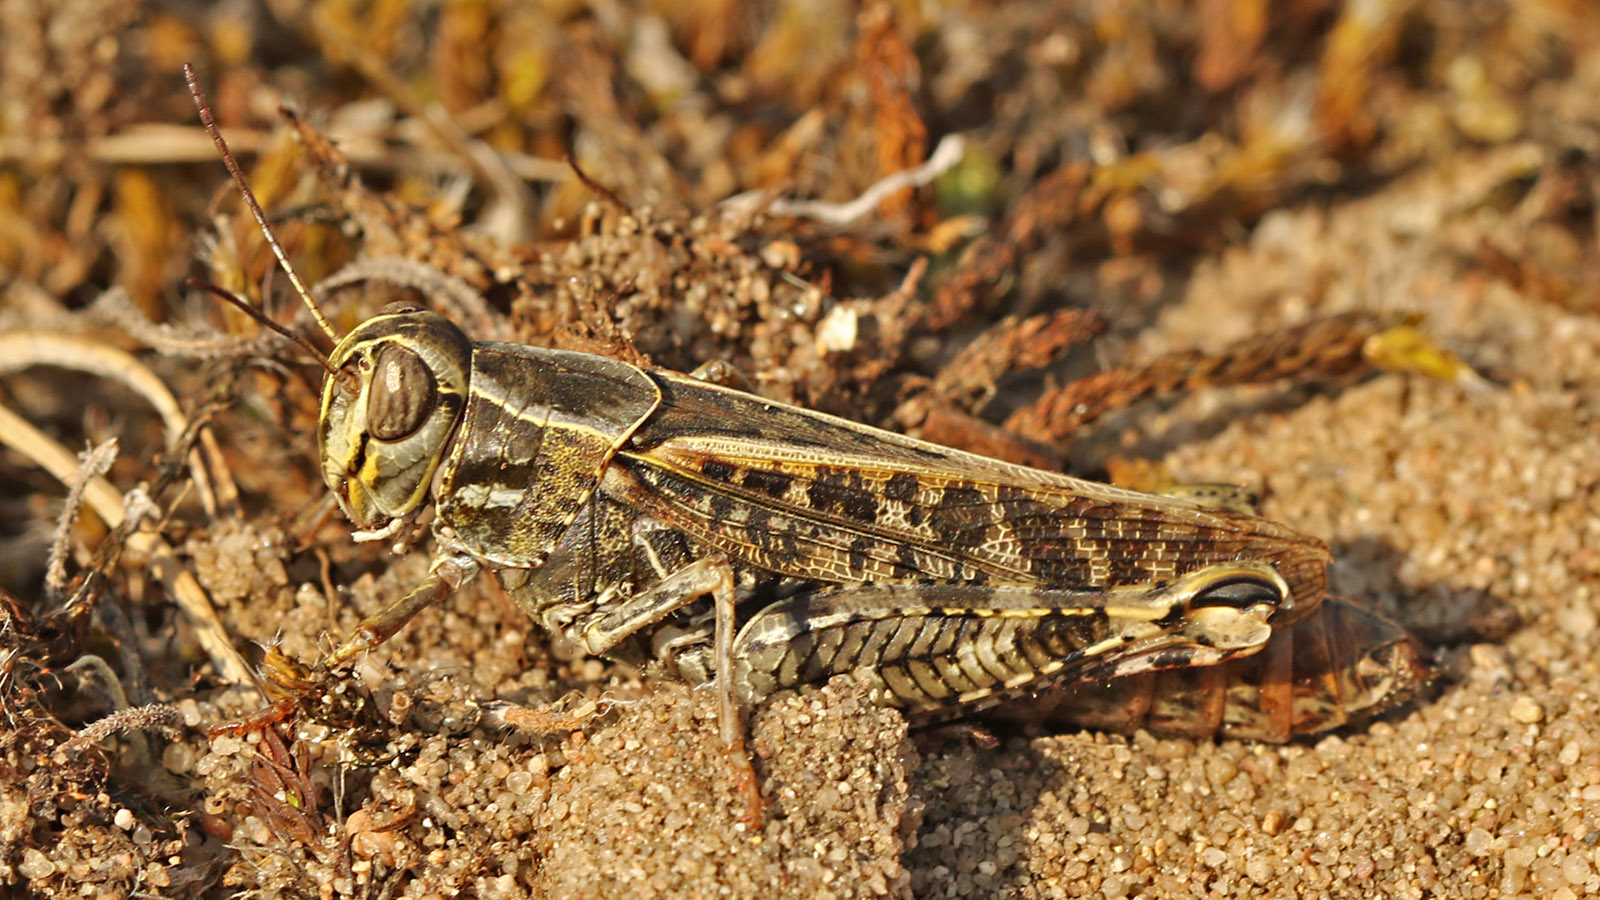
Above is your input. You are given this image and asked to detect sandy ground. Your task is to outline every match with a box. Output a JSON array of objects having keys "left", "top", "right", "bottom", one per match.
[{"left": 4, "top": 3, "right": 1600, "bottom": 899}]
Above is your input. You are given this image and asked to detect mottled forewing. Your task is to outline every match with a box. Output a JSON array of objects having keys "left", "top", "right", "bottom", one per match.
[{"left": 615, "top": 374, "right": 1330, "bottom": 612}]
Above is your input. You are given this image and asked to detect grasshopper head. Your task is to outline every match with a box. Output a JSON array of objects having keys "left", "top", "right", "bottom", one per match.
[{"left": 318, "top": 305, "right": 473, "bottom": 534}]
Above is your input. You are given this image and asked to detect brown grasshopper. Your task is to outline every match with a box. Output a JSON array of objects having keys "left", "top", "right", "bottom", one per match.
[{"left": 186, "top": 66, "right": 1425, "bottom": 751}]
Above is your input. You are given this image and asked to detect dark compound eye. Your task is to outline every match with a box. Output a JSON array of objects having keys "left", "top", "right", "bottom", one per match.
[{"left": 366, "top": 343, "right": 437, "bottom": 441}]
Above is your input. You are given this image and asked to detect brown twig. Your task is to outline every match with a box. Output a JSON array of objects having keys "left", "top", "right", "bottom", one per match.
[
  {"left": 565, "top": 154, "right": 634, "bottom": 215},
  {"left": 921, "top": 161, "right": 1093, "bottom": 331},
  {"left": 1003, "top": 312, "right": 1402, "bottom": 444}
]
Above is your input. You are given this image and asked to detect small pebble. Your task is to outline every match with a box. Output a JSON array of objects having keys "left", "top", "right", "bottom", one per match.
[
  {"left": 1557, "top": 604, "right": 1597, "bottom": 639},
  {"left": 162, "top": 742, "right": 196, "bottom": 774},
  {"left": 1510, "top": 696, "right": 1545, "bottom": 724},
  {"left": 18, "top": 848, "right": 55, "bottom": 880},
  {"left": 1245, "top": 856, "right": 1274, "bottom": 884},
  {"left": 1469, "top": 644, "right": 1510, "bottom": 672},
  {"left": 1563, "top": 852, "right": 1592, "bottom": 885}
]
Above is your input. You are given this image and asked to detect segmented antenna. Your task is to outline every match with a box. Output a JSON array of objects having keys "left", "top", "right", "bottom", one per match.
[
  {"left": 185, "top": 279, "right": 341, "bottom": 377},
  {"left": 183, "top": 62, "right": 340, "bottom": 344}
]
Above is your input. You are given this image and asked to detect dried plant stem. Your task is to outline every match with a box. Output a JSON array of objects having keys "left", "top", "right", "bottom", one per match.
[
  {"left": 45, "top": 439, "right": 118, "bottom": 604},
  {"left": 724, "top": 133, "right": 967, "bottom": 225},
  {"left": 1003, "top": 312, "right": 1400, "bottom": 444},
  {"left": 0, "top": 402, "right": 259, "bottom": 696},
  {"left": 0, "top": 332, "right": 237, "bottom": 517},
  {"left": 91, "top": 287, "right": 276, "bottom": 360},
  {"left": 60, "top": 702, "right": 184, "bottom": 755},
  {"left": 0, "top": 126, "right": 570, "bottom": 182},
  {"left": 316, "top": 257, "right": 509, "bottom": 341}
]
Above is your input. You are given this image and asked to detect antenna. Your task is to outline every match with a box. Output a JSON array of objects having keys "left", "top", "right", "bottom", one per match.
[
  {"left": 185, "top": 279, "right": 341, "bottom": 378},
  {"left": 183, "top": 62, "right": 340, "bottom": 344}
]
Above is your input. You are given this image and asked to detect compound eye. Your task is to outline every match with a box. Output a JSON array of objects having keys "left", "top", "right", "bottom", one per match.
[{"left": 366, "top": 343, "right": 437, "bottom": 441}]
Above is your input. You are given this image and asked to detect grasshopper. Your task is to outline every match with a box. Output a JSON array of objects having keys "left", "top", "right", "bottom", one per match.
[{"left": 186, "top": 67, "right": 1424, "bottom": 750}]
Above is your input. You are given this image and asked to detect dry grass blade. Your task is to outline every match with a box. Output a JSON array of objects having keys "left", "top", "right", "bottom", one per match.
[
  {"left": 891, "top": 309, "right": 1104, "bottom": 468},
  {"left": 923, "top": 162, "right": 1092, "bottom": 331},
  {"left": 0, "top": 330, "right": 234, "bottom": 517},
  {"left": 724, "top": 133, "right": 966, "bottom": 225},
  {"left": 0, "top": 403, "right": 259, "bottom": 696},
  {"left": 0, "top": 124, "right": 571, "bottom": 182}
]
